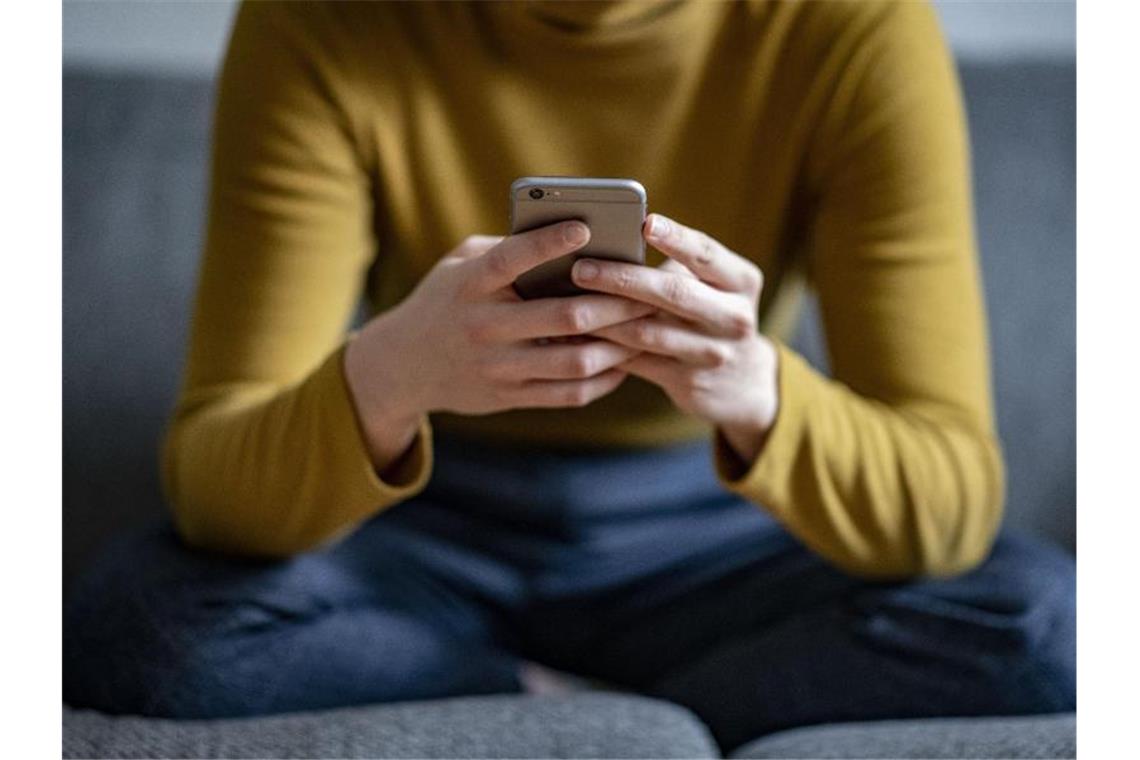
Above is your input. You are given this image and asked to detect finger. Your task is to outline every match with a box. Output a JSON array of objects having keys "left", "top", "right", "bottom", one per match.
[
  {"left": 486, "top": 340, "right": 639, "bottom": 381},
  {"left": 618, "top": 353, "right": 686, "bottom": 389},
  {"left": 571, "top": 258, "right": 752, "bottom": 338},
  {"left": 504, "top": 369, "right": 628, "bottom": 409},
  {"left": 592, "top": 316, "right": 730, "bottom": 367},
  {"left": 658, "top": 257, "right": 698, "bottom": 279},
  {"left": 472, "top": 294, "right": 657, "bottom": 342},
  {"left": 644, "top": 214, "right": 762, "bottom": 295},
  {"left": 469, "top": 221, "right": 590, "bottom": 293}
]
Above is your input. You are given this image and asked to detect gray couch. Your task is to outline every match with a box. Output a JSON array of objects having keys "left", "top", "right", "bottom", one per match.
[{"left": 63, "top": 59, "right": 1075, "bottom": 758}]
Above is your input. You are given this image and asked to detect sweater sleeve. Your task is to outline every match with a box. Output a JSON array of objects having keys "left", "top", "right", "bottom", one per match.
[
  {"left": 713, "top": 1, "right": 1004, "bottom": 579},
  {"left": 161, "top": 1, "right": 433, "bottom": 557}
]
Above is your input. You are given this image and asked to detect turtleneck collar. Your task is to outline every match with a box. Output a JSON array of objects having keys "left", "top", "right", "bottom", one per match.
[
  {"left": 473, "top": 0, "right": 706, "bottom": 74},
  {"left": 522, "top": 0, "right": 685, "bottom": 32}
]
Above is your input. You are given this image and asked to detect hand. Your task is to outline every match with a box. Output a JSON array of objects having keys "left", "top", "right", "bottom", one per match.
[
  {"left": 572, "top": 213, "right": 780, "bottom": 466},
  {"left": 344, "top": 221, "right": 655, "bottom": 471}
]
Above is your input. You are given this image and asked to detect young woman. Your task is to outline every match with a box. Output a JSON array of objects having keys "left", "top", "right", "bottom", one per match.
[{"left": 65, "top": 2, "right": 1074, "bottom": 750}]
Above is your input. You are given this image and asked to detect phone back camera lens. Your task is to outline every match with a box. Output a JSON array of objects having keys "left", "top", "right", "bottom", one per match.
[{"left": 529, "top": 188, "right": 545, "bottom": 200}]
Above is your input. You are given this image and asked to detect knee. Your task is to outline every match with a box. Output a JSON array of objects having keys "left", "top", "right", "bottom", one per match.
[
  {"left": 858, "top": 532, "right": 1075, "bottom": 711},
  {"left": 982, "top": 533, "right": 1076, "bottom": 709},
  {"left": 63, "top": 522, "right": 291, "bottom": 717},
  {"left": 64, "top": 523, "right": 189, "bottom": 714}
]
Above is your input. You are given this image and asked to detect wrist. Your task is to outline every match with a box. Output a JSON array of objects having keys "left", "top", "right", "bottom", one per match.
[
  {"left": 718, "top": 419, "right": 771, "bottom": 470},
  {"left": 718, "top": 336, "right": 780, "bottom": 466},
  {"left": 343, "top": 315, "right": 427, "bottom": 471}
]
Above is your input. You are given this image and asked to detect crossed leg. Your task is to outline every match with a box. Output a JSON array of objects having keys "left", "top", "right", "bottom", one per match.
[
  {"left": 524, "top": 530, "right": 1076, "bottom": 752},
  {"left": 64, "top": 516, "right": 524, "bottom": 718}
]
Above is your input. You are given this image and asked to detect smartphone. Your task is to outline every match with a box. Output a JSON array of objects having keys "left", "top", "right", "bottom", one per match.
[{"left": 510, "top": 176, "right": 647, "bottom": 299}]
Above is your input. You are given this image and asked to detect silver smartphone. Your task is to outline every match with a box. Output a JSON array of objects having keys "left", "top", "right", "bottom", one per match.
[{"left": 510, "top": 176, "right": 647, "bottom": 299}]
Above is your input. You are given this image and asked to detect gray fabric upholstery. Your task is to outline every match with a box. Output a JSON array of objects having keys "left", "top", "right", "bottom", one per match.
[
  {"left": 729, "top": 713, "right": 1075, "bottom": 759},
  {"left": 63, "top": 73, "right": 212, "bottom": 585},
  {"left": 63, "top": 694, "right": 718, "bottom": 759},
  {"left": 970, "top": 62, "right": 1076, "bottom": 549}
]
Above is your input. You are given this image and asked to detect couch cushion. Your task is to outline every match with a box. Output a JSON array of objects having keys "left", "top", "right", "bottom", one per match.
[
  {"left": 63, "top": 693, "right": 718, "bottom": 759},
  {"left": 729, "top": 713, "right": 1075, "bottom": 759}
]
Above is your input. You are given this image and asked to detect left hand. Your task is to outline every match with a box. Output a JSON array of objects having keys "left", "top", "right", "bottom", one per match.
[{"left": 571, "top": 213, "right": 780, "bottom": 466}]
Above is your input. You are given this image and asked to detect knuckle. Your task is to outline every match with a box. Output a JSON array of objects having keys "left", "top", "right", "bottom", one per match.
[
  {"left": 664, "top": 276, "right": 691, "bottom": 309},
  {"left": 704, "top": 344, "right": 729, "bottom": 367},
  {"left": 560, "top": 301, "right": 591, "bottom": 333},
  {"left": 693, "top": 371, "right": 717, "bottom": 394},
  {"left": 729, "top": 314, "right": 756, "bottom": 339},
  {"left": 567, "top": 383, "right": 594, "bottom": 407},
  {"left": 564, "top": 350, "right": 595, "bottom": 379},
  {"left": 484, "top": 250, "right": 512, "bottom": 278},
  {"left": 565, "top": 221, "right": 589, "bottom": 245},
  {"left": 545, "top": 223, "right": 577, "bottom": 252},
  {"left": 727, "top": 308, "right": 755, "bottom": 338},
  {"left": 633, "top": 298, "right": 658, "bottom": 314},
  {"left": 615, "top": 267, "right": 639, "bottom": 295},
  {"left": 632, "top": 320, "right": 658, "bottom": 347},
  {"left": 697, "top": 234, "right": 716, "bottom": 266}
]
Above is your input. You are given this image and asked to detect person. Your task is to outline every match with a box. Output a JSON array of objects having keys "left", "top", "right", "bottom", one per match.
[{"left": 63, "top": 0, "right": 1075, "bottom": 751}]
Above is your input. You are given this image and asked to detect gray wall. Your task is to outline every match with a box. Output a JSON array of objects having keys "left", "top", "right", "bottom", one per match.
[{"left": 64, "top": 0, "right": 1074, "bottom": 76}]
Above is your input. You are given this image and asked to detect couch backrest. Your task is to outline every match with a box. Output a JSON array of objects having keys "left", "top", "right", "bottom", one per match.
[
  {"left": 63, "top": 74, "right": 212, "bottom": 583},
  {"left": 62, "top": 61, "right": 1075, "bottom": 585},
  {"left": 791, "top": 61, "right": 1076, "bottom": 553}
]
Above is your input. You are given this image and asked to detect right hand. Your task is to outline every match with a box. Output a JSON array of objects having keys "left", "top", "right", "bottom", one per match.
[{"left": 344, "top": 220, "right": 656, "bottom": 468}]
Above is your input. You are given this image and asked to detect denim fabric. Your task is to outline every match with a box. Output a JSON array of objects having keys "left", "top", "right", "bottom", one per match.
[{"left": 63, "top": 434, "right": 1075, "bottom": 751}]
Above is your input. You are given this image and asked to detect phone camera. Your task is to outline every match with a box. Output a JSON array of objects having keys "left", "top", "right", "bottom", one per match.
[{"left": 529, "top": 188, "right": 545, "bottom": 200}]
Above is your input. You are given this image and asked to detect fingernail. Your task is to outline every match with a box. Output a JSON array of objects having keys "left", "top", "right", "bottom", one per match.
[
  {"left": 648, "top": 215, "right": 670, "bottom": 238},
  {"left": 574, "top": 260, "right": 599, "bottom": 281},
  {"left": 564, "top": 222, "right": 590, "bottom": 245}
]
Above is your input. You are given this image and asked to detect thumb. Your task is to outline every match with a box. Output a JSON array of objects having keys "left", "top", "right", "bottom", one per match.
[{"left": 448, "top": 234, "right": 504, "bottom": 261}]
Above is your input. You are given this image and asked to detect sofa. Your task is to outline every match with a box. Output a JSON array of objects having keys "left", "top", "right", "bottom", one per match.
[{"left": 63, "top": 58, "right": 1076, "bottom": 758}]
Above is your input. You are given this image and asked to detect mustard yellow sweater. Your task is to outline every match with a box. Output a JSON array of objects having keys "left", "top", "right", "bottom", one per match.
[{"left": 163, "top": 0, "right": 1003, "bottom": 577}]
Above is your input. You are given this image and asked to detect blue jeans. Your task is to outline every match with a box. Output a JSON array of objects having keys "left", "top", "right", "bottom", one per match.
[{"left": 64, "top": 433, "right": 1075, "bottom": 751}]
